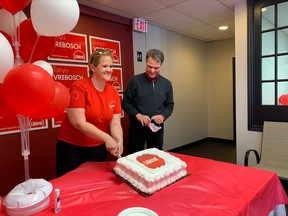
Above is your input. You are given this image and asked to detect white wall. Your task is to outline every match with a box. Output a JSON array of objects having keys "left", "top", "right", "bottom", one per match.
[
  {"left": 235, "top": 1, "right": 262, "bottom": 165},
  {"left": 132, "top": 25, "right": 234, "bottom": 151}
]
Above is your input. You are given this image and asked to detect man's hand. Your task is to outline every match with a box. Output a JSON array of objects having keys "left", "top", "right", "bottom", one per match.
[
  {"left": 136, "top": 113, "right": 151, "bottom": 126},
  {"left": 151, "top": 115, "right": 165, "bottom": 124}
]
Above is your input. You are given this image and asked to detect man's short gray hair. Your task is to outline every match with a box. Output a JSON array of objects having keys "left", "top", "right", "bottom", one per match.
[{"left": 146, "top": 49, "right": 164, "bottom": 65}]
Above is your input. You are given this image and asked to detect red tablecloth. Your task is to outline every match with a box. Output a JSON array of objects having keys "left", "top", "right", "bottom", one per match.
[{"left": 1, "top": 153, "right": 288, "bottom": 215}]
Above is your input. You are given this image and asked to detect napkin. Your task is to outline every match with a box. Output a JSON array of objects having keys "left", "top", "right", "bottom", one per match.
[{"left": 147, "top": 122, "right": 162, "bottom": 132}]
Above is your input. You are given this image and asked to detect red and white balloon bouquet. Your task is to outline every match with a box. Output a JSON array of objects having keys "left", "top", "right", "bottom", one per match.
[{"left": 0, "top": 0, "right": 79, "bottom": 180}]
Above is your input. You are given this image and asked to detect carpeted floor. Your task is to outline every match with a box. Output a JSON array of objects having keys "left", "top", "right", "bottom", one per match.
[{"left": 170, "top": 140, "right": 236, "bottom": 164}]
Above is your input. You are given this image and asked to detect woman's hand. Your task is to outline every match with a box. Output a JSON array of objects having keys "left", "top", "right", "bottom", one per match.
[
  {"left": 105, "top": 136, "right": 120, "bottom": 157},
  {"left": 116, "top": 140, "right": 123, "bottom": 157},
  {"left": 109, "top": 114, "right": 123, "bottom": 158}
]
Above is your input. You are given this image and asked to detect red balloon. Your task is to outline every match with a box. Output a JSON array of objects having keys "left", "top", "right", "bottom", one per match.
[
  {"left": 17, "top": 18, "right": 56, "bottom": 63},
  {"left": 279, "top": 94, "right": 288, "bottom": 105},
  {"left": 0, "top": 84, "right": 16, "bottom": 117},
  {"left": 0, "top": 0, "right": 31, "bottom": 14},
  {"left": 2, "top": 64, "right": 55, "bottom": 117},
  {"left": 32, "top": 81, "right": 70, "bottom": 120}
]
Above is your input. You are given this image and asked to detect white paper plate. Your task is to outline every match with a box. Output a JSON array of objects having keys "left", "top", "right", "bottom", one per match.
[{"left": 118, "top": 207, "right": 158, "bottom": 216}]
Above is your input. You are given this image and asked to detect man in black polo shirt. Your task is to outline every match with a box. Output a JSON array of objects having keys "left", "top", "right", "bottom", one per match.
[{"left": 122, "top": 49, "right": 174, "bottom": 154}]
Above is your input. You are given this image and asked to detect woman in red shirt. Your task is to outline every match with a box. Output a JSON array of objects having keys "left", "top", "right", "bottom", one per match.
[{"left": 56, "top": 49, "right": 123, "bottom": 177}]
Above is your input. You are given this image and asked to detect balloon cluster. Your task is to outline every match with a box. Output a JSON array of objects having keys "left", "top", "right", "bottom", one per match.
[{"left": 0, "top": 0, "right": 80, "bottom": 119}]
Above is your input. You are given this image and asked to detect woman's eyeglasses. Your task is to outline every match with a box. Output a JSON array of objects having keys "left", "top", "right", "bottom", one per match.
[
  {"left": 95, "top": 49, "right": 112, "bottom": 55},
  {"left": 90, "top": 49, "right": 113, "bottom": 64}
]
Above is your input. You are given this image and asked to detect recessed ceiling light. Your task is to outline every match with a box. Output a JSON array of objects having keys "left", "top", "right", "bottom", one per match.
[
  {"left": 261, "top": 7, "right": 267, "bottom": 12},
  {"left": 219, "top": 26, "right": 228, "bottom": 31}
]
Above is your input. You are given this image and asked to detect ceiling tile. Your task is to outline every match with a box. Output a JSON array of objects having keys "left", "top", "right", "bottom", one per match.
[
  {"left": 78, "top": 0, "right": 246, "bottom": 42},
  {"left": 218, "top": 0, "right": 245, "bottom": 9},
  {"left": 89, "top": 0, "right": 166, "bottom": 17},
  {"left": 172, "top": 0, "right": 234, "bottom": 23},
  {"left": 155, "top": 0, "right": 190, "bottom": 6},
  {"left": 182, "top": 25, "right": 233, "bottom": 41},
  {"left": 78, "top": 0, "right": 136, "bottom": 18},
  {"left": 209, "top": 19, "right": 235, "bottom": 35},
  {"left": 144, "top": 8, "right": 204, "bottom": 30}
]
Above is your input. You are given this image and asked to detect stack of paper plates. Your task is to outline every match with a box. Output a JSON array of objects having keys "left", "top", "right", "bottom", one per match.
[{"left": 118, "top": 207, "right": 158, "bottom": 216}]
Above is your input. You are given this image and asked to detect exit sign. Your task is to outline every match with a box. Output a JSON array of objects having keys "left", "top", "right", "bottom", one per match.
[{"left": 133, "top": 18, "right": 148, "bottom": 33}]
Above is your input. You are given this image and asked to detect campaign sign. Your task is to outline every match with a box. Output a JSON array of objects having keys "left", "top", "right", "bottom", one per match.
[
  {"left": 48, "top": 32, "right": 88, "bottom": 63},
  {"left": 51, "top": 63, "right": 89, "bottom": 89},
  {"left": 119, "top": 94, "right": 124, "bottom": 118},
  {"left": 50, "top": 63, "right": 89, "bottom": 128},
  {"left": 89, "top": 36, "right": 121, "bottom": 66},
  {"left": 0, "top": 116, "right": 48, "bottom": 135},
  {"left": 108, "top": 68, "right": 123, "bottom": 92}
]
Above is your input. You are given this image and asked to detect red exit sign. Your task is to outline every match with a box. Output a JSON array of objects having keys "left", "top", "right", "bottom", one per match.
[{"left": 133, "top": 18, "right": 148, "bottom": 33}]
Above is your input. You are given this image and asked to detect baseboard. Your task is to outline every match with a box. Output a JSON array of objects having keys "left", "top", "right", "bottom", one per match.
[
  {"left": 208, "top": 137, "right": 235, "bottom": 144},
  {"left": 169, "top": 137, "right": 235, "bottom": 152}
]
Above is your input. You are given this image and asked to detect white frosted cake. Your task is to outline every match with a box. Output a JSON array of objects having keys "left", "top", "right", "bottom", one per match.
[{"left": 113, "top": 148, "right": 188, "bottom": 195}]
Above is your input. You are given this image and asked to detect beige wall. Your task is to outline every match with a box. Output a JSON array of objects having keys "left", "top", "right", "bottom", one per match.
[
  {"left": 206, "top": 39, "right": 235, "bottom": 140},
  {"left": 133, "top": 24, "right": 234, "bottom": 151}
]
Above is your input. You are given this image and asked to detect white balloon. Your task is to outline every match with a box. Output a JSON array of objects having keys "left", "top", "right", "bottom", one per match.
[
  {"left": 0, "top": 9, "right": 27, "bottom": 37},
  {"left": 33, "top": 60, "right": 53, "bottom": 76},
  {"left": 14, "top": 11, "right": 27, "bottom": 30},
  {"left": 31, "top": 0, "right": 80, "bottom": 36},
  {"left": 0, "top": 33, "right": 14, "bottom": 83}
]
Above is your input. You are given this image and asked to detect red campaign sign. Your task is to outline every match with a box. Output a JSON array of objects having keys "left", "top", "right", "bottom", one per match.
[
  {"left": 50, "top": 63, "right": 89, "bottom": 128},
  {"left": 107, "top": 68, "right": 123, "bottom": 92},
  {"left": 51, "top": 112, "right": 66, "bottom": 128},
  {"left": 89, "top": 36, "right": 121, "bottom": 66},
  {"left": 51, "top": 63, "right": 89, "bottom": 89},
  {"left": 48, "top": 32, "right": 88, "bottom": 63},
  {"left": 0, "top": 116, "right": 48, "bottom": 135}
]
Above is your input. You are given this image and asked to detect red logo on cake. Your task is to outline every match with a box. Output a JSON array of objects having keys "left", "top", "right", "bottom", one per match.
[{"left": 136, "top": 154, "right": 165, "bottom": 169}]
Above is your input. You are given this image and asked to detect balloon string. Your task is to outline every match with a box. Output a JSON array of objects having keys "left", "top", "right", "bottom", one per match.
[
  {"left": 13, "top": 13, "right": 18, "bottom": 57},
  {"left": 17, "top": 114, "right": 31, "bottom": 158},
  {"left": 28, "top": 34, "right": 40, "bottom": 63},
  {"left": 13, "top": 12, "right": 23, "bottom": 66},
  {"left": 11, "top": 14, "right": 16, "bottom": 46},
  {"left": 17, "top": 114, "right": 31, "bottom": 180},
  {"left": 15, "top": 12, "right": 21, "bottom": 50}
]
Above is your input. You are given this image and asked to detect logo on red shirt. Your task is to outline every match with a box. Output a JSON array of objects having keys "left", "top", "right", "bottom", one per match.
[{"left": 109, "top": 100, "right": 116, "bottom": 110}]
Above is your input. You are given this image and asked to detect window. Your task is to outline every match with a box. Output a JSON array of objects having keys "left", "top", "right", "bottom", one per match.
[{"left": 248, "top": 0, "right": 288, "bottom": 131}]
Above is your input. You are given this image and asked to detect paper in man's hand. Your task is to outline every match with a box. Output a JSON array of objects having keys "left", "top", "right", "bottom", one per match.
[{"left": 147, "top": 123, "right": 162, "bottom": 132}]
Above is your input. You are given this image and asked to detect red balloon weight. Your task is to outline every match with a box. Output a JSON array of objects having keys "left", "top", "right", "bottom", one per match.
[
  {"left": 32, "top": 81, "right": 70, "bottom": 120},
  {"left": 17, "top": 18, "right": 56, "bottom": 63},
  {"left": 0, "top": 84, "right": 16, "bottom": 117},
  {"left": 279, "top": 94, "right": 288, "bottom": 105},
  {"left": 0, "top": 0, "right": 31, "bottom": 14},
  {"left": 2, "top": 64, "right": 55, "bottom": 117}
]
